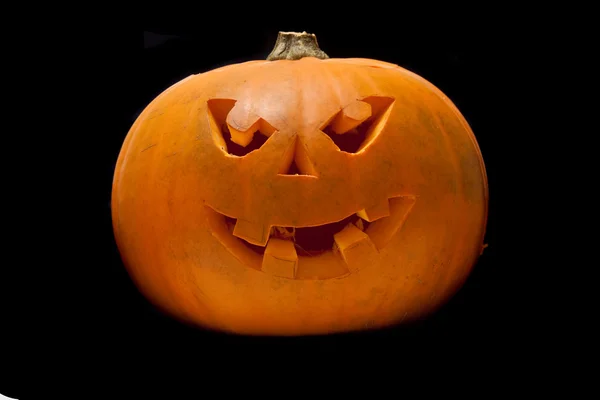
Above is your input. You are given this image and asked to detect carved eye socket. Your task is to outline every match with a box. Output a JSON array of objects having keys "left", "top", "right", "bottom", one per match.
[
  {"left": 207, "top": 99, "right": 276, "bottom": 157},
  {"left": 220, "top": 123, "right": 270, "bottom": 157},
  {"left": 321, "top": 96, "right": 395, "bottom": 154}
]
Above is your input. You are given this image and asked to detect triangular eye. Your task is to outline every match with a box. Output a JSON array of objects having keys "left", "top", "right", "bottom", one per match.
[
  {"left": 207, "top": 98, "right": 276, "bottom": 157},
  {"left": 221, "top": 124, "right": 269, "bottom": 156},
  {"left": 321, "top": 96, "right": 395, "bottom": 154}
]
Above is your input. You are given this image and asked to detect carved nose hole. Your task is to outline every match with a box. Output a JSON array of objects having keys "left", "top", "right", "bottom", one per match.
[
  {"left": 285, "top": 160, "right": 302, "bottom": 175},
  {"left": 278, "top": 137, "right": 318, "bottom": 177}
]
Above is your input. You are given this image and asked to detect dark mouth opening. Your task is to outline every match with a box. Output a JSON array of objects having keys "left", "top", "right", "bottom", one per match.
[
  {"left": 224, "top": 214, "right": 371, "bottom": 256},
  {"left": 208, "top": 195, "right": 416, "bottom": 280}
]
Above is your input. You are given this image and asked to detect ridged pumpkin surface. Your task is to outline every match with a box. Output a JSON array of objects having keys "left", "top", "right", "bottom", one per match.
[{"left": 112, "top": 53, "right": 488, "bottom": 335}]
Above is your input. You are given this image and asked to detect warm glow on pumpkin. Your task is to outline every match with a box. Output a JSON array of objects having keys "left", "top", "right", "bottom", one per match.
[{"left": 111, "top": 31, "right": 488, "bottom": 336}]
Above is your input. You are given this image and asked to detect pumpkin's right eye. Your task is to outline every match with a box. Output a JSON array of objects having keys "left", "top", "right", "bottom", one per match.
[{"left": 320, "top": 96, "right": 395, "bottom": 154}]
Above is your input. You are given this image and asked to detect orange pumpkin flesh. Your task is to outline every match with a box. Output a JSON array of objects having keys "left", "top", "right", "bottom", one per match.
[{"left": 111, "top": 32, "right": 488, "bottom": 336}]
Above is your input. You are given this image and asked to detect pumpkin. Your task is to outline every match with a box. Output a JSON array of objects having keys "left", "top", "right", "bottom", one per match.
[{"left": 111, "top": 31, "right": 488, "bottom": 336}]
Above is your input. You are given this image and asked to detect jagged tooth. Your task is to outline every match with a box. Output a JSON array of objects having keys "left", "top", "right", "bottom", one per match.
[
  {"left": 333, "top": 224, "right": 379, "bottom": 272},
  {"left": 227, "top": 125, "right": 256, "bottom": 147},
  {"left": 330, "top": 100, "right": 372, "bottom": 134},
  {"left": 272, "top": 226, "right": 295, "bottom": 240},
  {"left": 356, "top": 199, "right": 391, "bottom": 222},
  {"left": 355, "top": 218, "right": 365, "bottom": 231},
  {"left": 366, "top": 196, "right": 417, "bottom": 251},
  {"left": 262, "top": 238, "right": 298, "bottom": 279},
  {"left": 233, "top": 219, "right": 270, "bottom": 247}
]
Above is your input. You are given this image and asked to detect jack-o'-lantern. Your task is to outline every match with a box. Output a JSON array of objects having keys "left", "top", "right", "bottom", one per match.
[{"left": 111, "top": 31, "right": 488, "bottom": 335}]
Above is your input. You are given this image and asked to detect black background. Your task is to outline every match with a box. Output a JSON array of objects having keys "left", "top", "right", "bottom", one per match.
[
  {"left": 98, "top": 25, "right": 510, "bottom": 353},
  {"left": 5, "top": 15, "right": 544, "bottom": 396}
]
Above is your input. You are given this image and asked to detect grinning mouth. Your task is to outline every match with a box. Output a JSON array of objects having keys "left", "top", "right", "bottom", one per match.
[
  {"left": 224, "top": 213, "right": 369, "bottom": 257},
  {"left": 206, "top": 196, "right": 416, "bottom": 280}
]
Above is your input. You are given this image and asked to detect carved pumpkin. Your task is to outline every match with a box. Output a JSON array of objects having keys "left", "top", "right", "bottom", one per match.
[{"left": 111, "top": 32, "right": 488, "bottom": 335}]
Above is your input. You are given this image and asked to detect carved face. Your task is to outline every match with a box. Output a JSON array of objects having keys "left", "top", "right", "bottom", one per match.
[
  {"left": 204, "top": 94, "right": 416, "bottom": 280},
  {"left": 112, "top": 57, "right": 488, "bottom": 335}
]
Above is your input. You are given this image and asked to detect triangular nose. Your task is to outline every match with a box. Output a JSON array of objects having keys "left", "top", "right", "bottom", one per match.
[
  {"left": 281, "top": 159, "right": 302, "bottom": 175},
  {"left": 277, "top": 137, "right": 318, "bottom": 177}
]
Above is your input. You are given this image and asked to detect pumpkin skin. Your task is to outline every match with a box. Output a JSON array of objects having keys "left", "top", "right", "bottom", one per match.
[{"left": 111, "top": 33, "right": 488, "bottom": 336}]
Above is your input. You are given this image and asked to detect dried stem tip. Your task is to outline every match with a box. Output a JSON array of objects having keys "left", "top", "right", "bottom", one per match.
[{"left": 266, "top": 31, "right": 329, "bottom": 61}]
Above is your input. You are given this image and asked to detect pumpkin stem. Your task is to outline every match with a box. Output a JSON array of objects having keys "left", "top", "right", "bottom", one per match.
[{"left": 266, "top": 31, "right": 329, "bottom": 61}]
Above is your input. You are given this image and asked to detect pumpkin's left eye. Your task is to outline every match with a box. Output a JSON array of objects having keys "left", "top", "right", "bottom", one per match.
[
  {"left": 220, "top": 123, "right": 270, "bottom": 157},
  {"left": 207, "top": 99, "right": 277, "bottom": 157}
]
